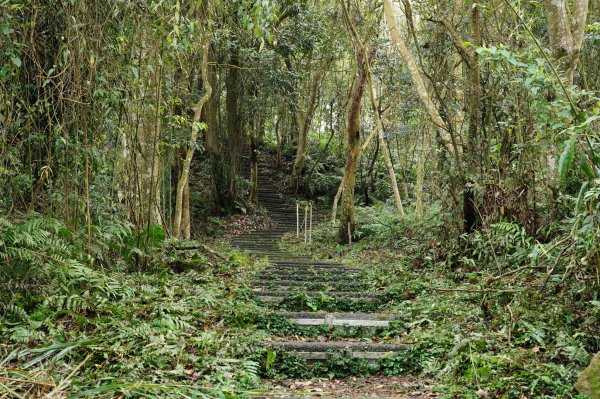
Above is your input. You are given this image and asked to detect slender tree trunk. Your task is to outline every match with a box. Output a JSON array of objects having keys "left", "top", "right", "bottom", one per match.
[
  {"left": 225, "top": 50, "right": 241, "bottom": 210},
  {"left": 130, "top": 47, "right": 161, "bottom": 229},
  {"left": 275, "top": 111, "right": 282, "bottom": 167},
  {"left": 173, "top": 42, "right": 211, "bottom": 239},
  {"left": 182, "top": 180, "right": 190, "bottom": 238},
  {"left": 290, "top": 115, "right": 308, "bottom": 190},
  {"left": 249, "top": 133, "right": 258, "bottom": 204},
  {"left": 415, "top": 127, "right": 427, "bottom": 218},
  {"left": 383, "top": 0, "right": 460, "bottom": 163},
  {"left": 366, "top": 64, "right": 404, "bottom": 216},
  {"left": 467, "top": 4, "right": 482, "bottom": 165},
  {"left": 290, "top": 68, "right": 326, "bottom": 191},
  {"left": 338, "top": 48, "right": 371, "bottom": 243},
  {"left": 205, "top": 49, "right": 227, "bottom": 210}
]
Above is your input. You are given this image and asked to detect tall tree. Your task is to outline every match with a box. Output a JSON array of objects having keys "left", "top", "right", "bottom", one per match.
[
  {"left": 173, "top": 41, "right": 211, "bottom": 239},
  {"left": 544, "top": 0, "right": 590, "bottom": 83}
]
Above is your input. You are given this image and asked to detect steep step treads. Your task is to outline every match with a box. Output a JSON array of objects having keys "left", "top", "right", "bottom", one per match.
[{"left": 231, "top": 158, "right": 402, "bottom": 363}]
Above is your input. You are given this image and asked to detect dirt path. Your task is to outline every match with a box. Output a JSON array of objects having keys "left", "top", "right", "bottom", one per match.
[{"left": 259, "top": 376, "right": 438, "bottom": 398}]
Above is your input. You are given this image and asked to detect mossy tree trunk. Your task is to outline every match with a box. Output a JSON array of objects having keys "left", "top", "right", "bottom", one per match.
[
  {"left": 338, "top": 48, "right": 371, "bottom": 243},
  {"left": 173, "top": 41, "right": 211, "bottom": 239},
  {"left": 224, "top": 50, "right": 241, "bottom": 211}
]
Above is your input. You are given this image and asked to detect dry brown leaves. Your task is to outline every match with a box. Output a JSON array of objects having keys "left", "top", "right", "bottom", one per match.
[{"left": 259, "top": 376, "right": 438, "bottom": 399}]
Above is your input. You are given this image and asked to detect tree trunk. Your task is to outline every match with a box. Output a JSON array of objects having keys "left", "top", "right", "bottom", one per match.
[
  {"left": 225, "top": 51, "right": 241, "bottom": 210},
  {"left": 383, "top": 0, "right": 460, "bottom": 163},
  {"left": 366, "top": 65, "right": 404, "bottom": 216},
  {"left": 275, "top": 111, "right": 282, "bottom": 168},
  {"left": 205, "top": 49, "right": 228, "bottom": 211},
  {"left": 290, "top": 115, "right": 308, "bottom": 190},
  {"left": 467, "top": 4, "right": 482, "bottom": 166},
  {"left": 128, "top": 45, "right": 163, "bottom": 231},
  {"left": 249, "top": 133, "right": 258, "bottom": 204},
  {"left": 182, "top": 180, "right": 190, "bottom": 238},
  {"left": 290, "top": 68, "right": 326, "bottom": 191},
  {"left": 173, "top": 42, "right": 211, "bottom": 239},
  {"left": 338, "top": 48, "right": 371, "bottom": 243},
  {"left": 415, "top": 127, "right": 427, "bottom": 218},
  {"left": 544, "top": 0, "right": 589, "bottom": 83}
]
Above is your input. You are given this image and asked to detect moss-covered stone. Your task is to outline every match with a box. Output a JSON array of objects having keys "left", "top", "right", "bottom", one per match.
[{"left": 576, "top": 352, "right": 600, "bottom": 398}]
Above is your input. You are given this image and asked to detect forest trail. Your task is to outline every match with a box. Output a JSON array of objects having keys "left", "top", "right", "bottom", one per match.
[{"left": 231, "top": 161, "right": 431, "bottom": 398}]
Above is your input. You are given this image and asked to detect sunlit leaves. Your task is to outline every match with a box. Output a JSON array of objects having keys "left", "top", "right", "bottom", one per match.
[
  {"left": 237, "top": 0, "right": 279, "bottom": 48},
  {"left": 559, "top": 136, "right": 576, "bottom": 182}
]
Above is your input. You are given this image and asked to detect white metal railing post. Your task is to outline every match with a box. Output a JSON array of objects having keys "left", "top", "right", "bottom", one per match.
[
  {"left": 304, "top": 203, "right": 308, "bottom": 245},
  {"left": 296, "top": 202, "right": 299, "bottom": 238},
  {"left": 309, "top": 201, "right": 313, "bottom": 244}
]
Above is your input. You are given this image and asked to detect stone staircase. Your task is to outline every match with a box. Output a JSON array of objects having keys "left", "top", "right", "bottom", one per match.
[{"left": 231, "top": 159, "right": 404, "bottom": 367}]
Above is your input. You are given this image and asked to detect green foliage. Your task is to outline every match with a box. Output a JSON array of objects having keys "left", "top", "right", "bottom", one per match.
[
  {"left": 282, "top": 201, "right": 598, "bottom": 397},
  {"left": 0, "top": 255, "right": 263, "bottom": 398}
]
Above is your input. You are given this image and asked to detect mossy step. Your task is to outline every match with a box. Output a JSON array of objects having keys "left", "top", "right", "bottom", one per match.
[
  {"left": 254, "top": 290, "right": 378, "bottom": 298},
  {"left": 255, "top": 271, "right": 362, "bottom": 280},
  {"left": 231, "top": 238, "right": 280, "bottom": 243},
  {"left": 267, "top": 262, "right": 356, "bottom": 270},
  {"left": 236, "top": 231, "right": 290, "bottom": 237},
  {"left": 255, "top": 272, "right": 362, "bottom": 281},
  {"left": 270, "top": 260, "right": 347, "bottom": 265},
  {"left": 253, "top": 274, "right": 364, "bottom": 282},
  {"left": 263, "top": 268, "right": 359, "bottom": 275},
  {"left": 234, "top": 247, "right": 284, "bottom": 252},
  {"left": 277, "top": 311, "right": 396, "bottom": 327},
  {"left": 233, "top": 245, "right": 282, "bottom": 251},
  {"left": 276, "top": 311, "right": 396, "bottom": 320},
  {"left": 267, "top": 341, "right": 407, "bottom": 360},
  {"left": 261, "top": 270, "right": 359, "bottom": 278},
  {"left": 232, "top": 241, "right": 280, "bottom": 245},
  {"left": 252, "top": 280, "right": 366, "bottom": 290}
]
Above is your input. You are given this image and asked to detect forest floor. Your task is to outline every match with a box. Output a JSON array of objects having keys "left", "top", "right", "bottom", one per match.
[
  {"left": 235, "top": 200, "right": 594, "bottom": 399},
  {"left": 0, "top": 205, "right": 593, "bottom": 399},
  {"left": 260, "top": 375, "right": 437, "bottom": 398},
  {"left": 0, "top": 181, "right": 594, "bottom": 399}
]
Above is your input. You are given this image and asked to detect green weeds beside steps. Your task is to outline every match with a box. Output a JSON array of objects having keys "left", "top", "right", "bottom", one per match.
[
  {"left": 1, "top": 203, "right": 597, "bottom": 398},
  {"left": 273, "top": 292, "right": 381, "bottom": 312},
  {"left": 250, "top": 346, "right": 432, "bottom": 380},
  {"left": 0, "top": 216, "right": 269, "bottom": 398},
  {"left": 280, "top": 203, "right": 599, "bottom": 398}
]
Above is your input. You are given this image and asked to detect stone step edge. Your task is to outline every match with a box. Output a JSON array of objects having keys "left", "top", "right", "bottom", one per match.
[
  {"left": 252, "top": 280, "right": 365, "bottom": 287},
  {"left": 254, "top": 290, "right": 378, "bottom": 298},
  {"left": 256, "top": 295, "right": 379, "bottom": 304},
  {"left": 267, "top": 341, "right": 407, "bottom": 352},
  {"left": 276, "top": 311, "right": 397, "bottom": 320}
]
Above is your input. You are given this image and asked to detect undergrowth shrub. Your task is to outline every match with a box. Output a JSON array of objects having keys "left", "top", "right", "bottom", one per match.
[{"left": 0, "top": 215, "right": 264, "bottom": 398}]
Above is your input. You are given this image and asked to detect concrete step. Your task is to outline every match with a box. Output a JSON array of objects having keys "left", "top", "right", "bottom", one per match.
[
  {"left": 268, "top": 262, "right": 356, "bottom": 270},
  {"left": 255, "top": 289, "right": 378, "bottom": 299},
  {"left": 276, "top": 311, "right": 396, "bottom": 328},
  {"left": 255, "top": 269, "right": 362, "bottom": 277},
  {"left": 267, "top": 341, "right": 407, "bottom": 360},
  {"left": 233, "top": 245, "right": 281, "bottom": 251},
  {"left": 252, "top": 280, "right": 366, "bottom": 290},
  {"left": 255, "top": 272, "right": 362, "bottom": 281}
]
